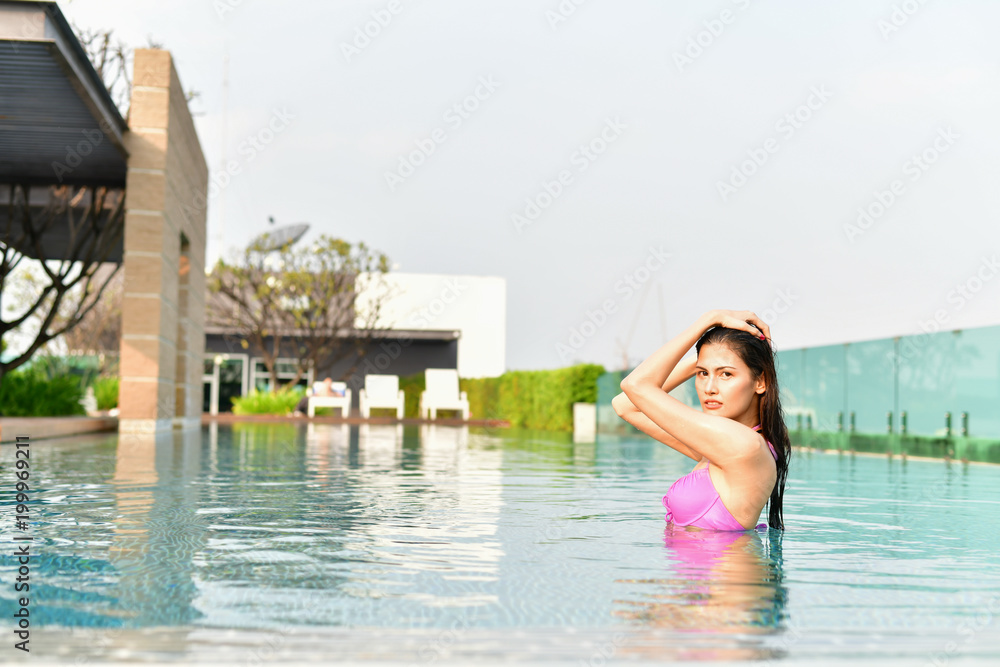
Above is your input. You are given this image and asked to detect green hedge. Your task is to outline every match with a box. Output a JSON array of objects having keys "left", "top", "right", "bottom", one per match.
[
  {"left": 0, "top": 368, "right": 86, "bottom": 417},
  {"left": 93, "top": 376, "right": 120, "bottom": 410},
  {"left": 460, "top": 363, "right": 605, "bottom": 431},
  {"left": 220, "top": 364, "right": 605, "bottom": 428},
  {"left": 231, "top": 386, "right": 306, "bottom": 415},
  {"left": 399, "top": 372, "right": 426, "bottom": 419}
]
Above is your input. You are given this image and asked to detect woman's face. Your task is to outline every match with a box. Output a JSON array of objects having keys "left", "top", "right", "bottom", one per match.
[{"left": 695, "top": 343, "right": 765, "bottom": 422}]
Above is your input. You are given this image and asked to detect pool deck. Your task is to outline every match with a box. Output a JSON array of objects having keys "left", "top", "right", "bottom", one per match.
[
  {"left": 202, "top": 414, "right": 510, "bottom": 428},
  {"left": 15, "top": 625, "right": 1000, "bottom": 666},
  {"left": 0, "top": 415, "right": 509, "bottom": 445},
  {"left": 0, "top": 416, "right": 118, "bottom": 444},
  {"left": 5, "top": 416, "right": 995, "bottom": 466}
]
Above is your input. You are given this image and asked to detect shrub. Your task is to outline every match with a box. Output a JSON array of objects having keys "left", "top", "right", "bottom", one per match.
[
  {"left": 399, "top": 372, "right": 426, "bottom": 419},
  {"left": 231, "top": 422, "right": 302, "bottom": 449},
  {"left": 460, "top": 363, "right": 605, "bottom": 431},
  {"left": 92, "top": 376, "right": 120, "bottom": 410},
  {"left": 0, "top": 367, "right": 86, "bottom": 417},
  {"left": 231, "top": 386, "right": 306, "bottom": 415}
]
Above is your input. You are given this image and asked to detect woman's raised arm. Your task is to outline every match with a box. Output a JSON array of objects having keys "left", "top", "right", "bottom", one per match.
[
  {"left": 620, "top": 310, "right": 771, "bottom": 468},
  {"left": 613, "top": 357, "right": 702, "bottom": 460}
]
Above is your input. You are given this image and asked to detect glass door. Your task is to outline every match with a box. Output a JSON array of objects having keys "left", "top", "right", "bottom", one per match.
[
  {"left": 217, "top": 357, "right": 246, "bottom": 413},
  {"left": 203, "top": 354, "right": 249, "bottom": 414}
]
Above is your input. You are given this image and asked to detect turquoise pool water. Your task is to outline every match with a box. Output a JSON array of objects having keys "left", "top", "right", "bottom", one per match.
[{"left": 2, "top": 423, "right": 1000, "bottom": 663}]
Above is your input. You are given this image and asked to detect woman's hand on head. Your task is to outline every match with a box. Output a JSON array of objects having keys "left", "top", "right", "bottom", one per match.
[{"left": 704, "top": 309, "right": 771, "bottom": 342}]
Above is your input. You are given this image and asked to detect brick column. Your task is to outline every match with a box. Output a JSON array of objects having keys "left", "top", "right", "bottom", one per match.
[
  {"left": 176, "top": 240, "right": 207, "bottom": 428},
  {"left": 119, "top": 50, "right": 207, "bottom": 434}
]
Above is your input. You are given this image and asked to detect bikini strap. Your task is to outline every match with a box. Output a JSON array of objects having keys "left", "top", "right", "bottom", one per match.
[{"left": 752, "top": 424, "right": 778, "bottom": 460}]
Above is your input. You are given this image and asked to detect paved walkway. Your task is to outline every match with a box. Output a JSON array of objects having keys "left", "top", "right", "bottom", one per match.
[
  {"left": 0, "top": 416, "right": 117, "bottom": 444},
  {"left": 203, "top": 414, "right": 509, "bottom": 428}
]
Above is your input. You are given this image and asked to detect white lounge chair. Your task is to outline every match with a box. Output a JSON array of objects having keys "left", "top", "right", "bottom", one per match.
[
  {"left": 359, "top": 374, "right": 405, "bottom": 419},
  {"left": 419, "top": 368, "right": 470, "bottom": 420},
  {"left": 307, "top": 381, "right": 352, "bottom": 418}
]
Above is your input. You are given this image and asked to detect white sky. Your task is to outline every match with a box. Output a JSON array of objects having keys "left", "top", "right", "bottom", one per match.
[{"left": 62, "top": 0, "right": 1000, "bottom": 371}]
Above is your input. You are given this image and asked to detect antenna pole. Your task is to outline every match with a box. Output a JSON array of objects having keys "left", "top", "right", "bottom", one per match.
[
  {"left": 217, "top": 48, "right": 229, "bottom": 260},
  {"left": 658, "top": 282, "right": 667, "bottom": 342},
  {"left": 619, "top": 280, "right": 653, "bottom": 371}
]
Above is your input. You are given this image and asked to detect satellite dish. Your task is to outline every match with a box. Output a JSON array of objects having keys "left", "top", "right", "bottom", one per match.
[{"left": 248, "top": 223, "right": 310, "bottom": 252}]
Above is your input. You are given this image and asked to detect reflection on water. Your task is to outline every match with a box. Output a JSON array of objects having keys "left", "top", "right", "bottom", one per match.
[
  {"left": 305, "top": 422, "right": 350, "bottom": 481},
  {"left": 197, "top": 423, "right": 505, "bottom": 626},
  {"left": 108, "top": 430, "right": 206, "bottom": 627},
  {"left": 336, "top": 423, "right": 505, "bottom": 616},
  {"left": 614, "top": 525, "right": 787, "bottom": 660},
  {"left": 419, "top": 423, "right": 469, "bottom": 451},
  {"left": 358, "top": 423, "right": 403, "bottom": 467},
  {"left": 6, "top": 425, "right": 1000, "bottom": 663}
]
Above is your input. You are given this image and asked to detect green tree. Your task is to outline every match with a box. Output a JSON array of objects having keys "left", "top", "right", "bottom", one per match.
[
  {"left": 207, "top": 234, "right": 393, "bottom": 391},
  {"left": 0, "top": 185, "right": 125, "bottom": 388}
]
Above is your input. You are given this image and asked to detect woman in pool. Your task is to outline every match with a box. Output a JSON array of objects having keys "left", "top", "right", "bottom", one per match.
[{"left": 613, "top": 309, "right": 790, "bottom": 531}]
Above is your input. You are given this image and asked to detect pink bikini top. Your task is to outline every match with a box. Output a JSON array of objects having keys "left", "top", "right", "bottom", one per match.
[{"left": 662, "top": 425, "right": 777, "bottom": 532}]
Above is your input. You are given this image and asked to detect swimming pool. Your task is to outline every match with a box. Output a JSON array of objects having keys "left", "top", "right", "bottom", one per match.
[{"left": 2, "top": 422, "right": 999, "bottom": 663}]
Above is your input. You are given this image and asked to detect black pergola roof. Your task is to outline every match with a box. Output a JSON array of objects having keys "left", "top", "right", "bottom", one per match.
[{"left": 0, "top": 0, "right": 129, "bottom": 187}]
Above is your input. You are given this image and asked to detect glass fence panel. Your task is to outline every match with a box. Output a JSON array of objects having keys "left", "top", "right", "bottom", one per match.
[
  {"left": 952, "top": 327, "right": 1000, "bottom": 439},
  {"left": 596, "top": 370, "right": 625, "bottom": 432},
  {"left": 600, "top": 325, "right": 1000, "bottom": 441},
  {"left": 802, "top": 344, "right": 847, "bottom": 432},
  {"left": 776, "top": 349, "right": 803, "bottom": 431},
  {"left": 898, "top": 330, "right": 958, "bottom": 437},
  {"left": 846, "top": 338, "right": 896, "bottom": 435}
]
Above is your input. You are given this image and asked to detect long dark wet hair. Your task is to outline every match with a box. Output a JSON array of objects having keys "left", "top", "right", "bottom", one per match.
[{"left": 695, "top": 326, "right": 791, "bottom": 530}]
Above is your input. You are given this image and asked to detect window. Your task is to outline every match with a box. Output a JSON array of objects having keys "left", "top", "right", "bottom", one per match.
[{"left": 251, "top": 358, "right": 313, "bottom": 393}]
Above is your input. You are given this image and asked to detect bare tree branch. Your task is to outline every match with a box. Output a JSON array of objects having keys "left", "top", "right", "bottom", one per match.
[
  {"left": 207, "top": 234, "right": 394, "bottom": 392},
  {"left": 0, "top": 185, "right": 125, "bottom": 387}
]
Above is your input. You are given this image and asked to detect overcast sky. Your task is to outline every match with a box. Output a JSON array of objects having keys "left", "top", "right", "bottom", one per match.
[{"left": 64, "top": 0, "right": 1000, "bottom": 372}]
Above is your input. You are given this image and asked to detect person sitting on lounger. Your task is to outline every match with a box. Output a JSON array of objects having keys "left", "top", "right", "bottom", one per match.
[{"left": 292, "top": 377, "right": 335, "bottom": 416}]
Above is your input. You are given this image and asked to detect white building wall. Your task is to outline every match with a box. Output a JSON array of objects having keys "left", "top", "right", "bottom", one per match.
[{"left": 356, "top": 272, "right": 506, "bottom": 378}]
